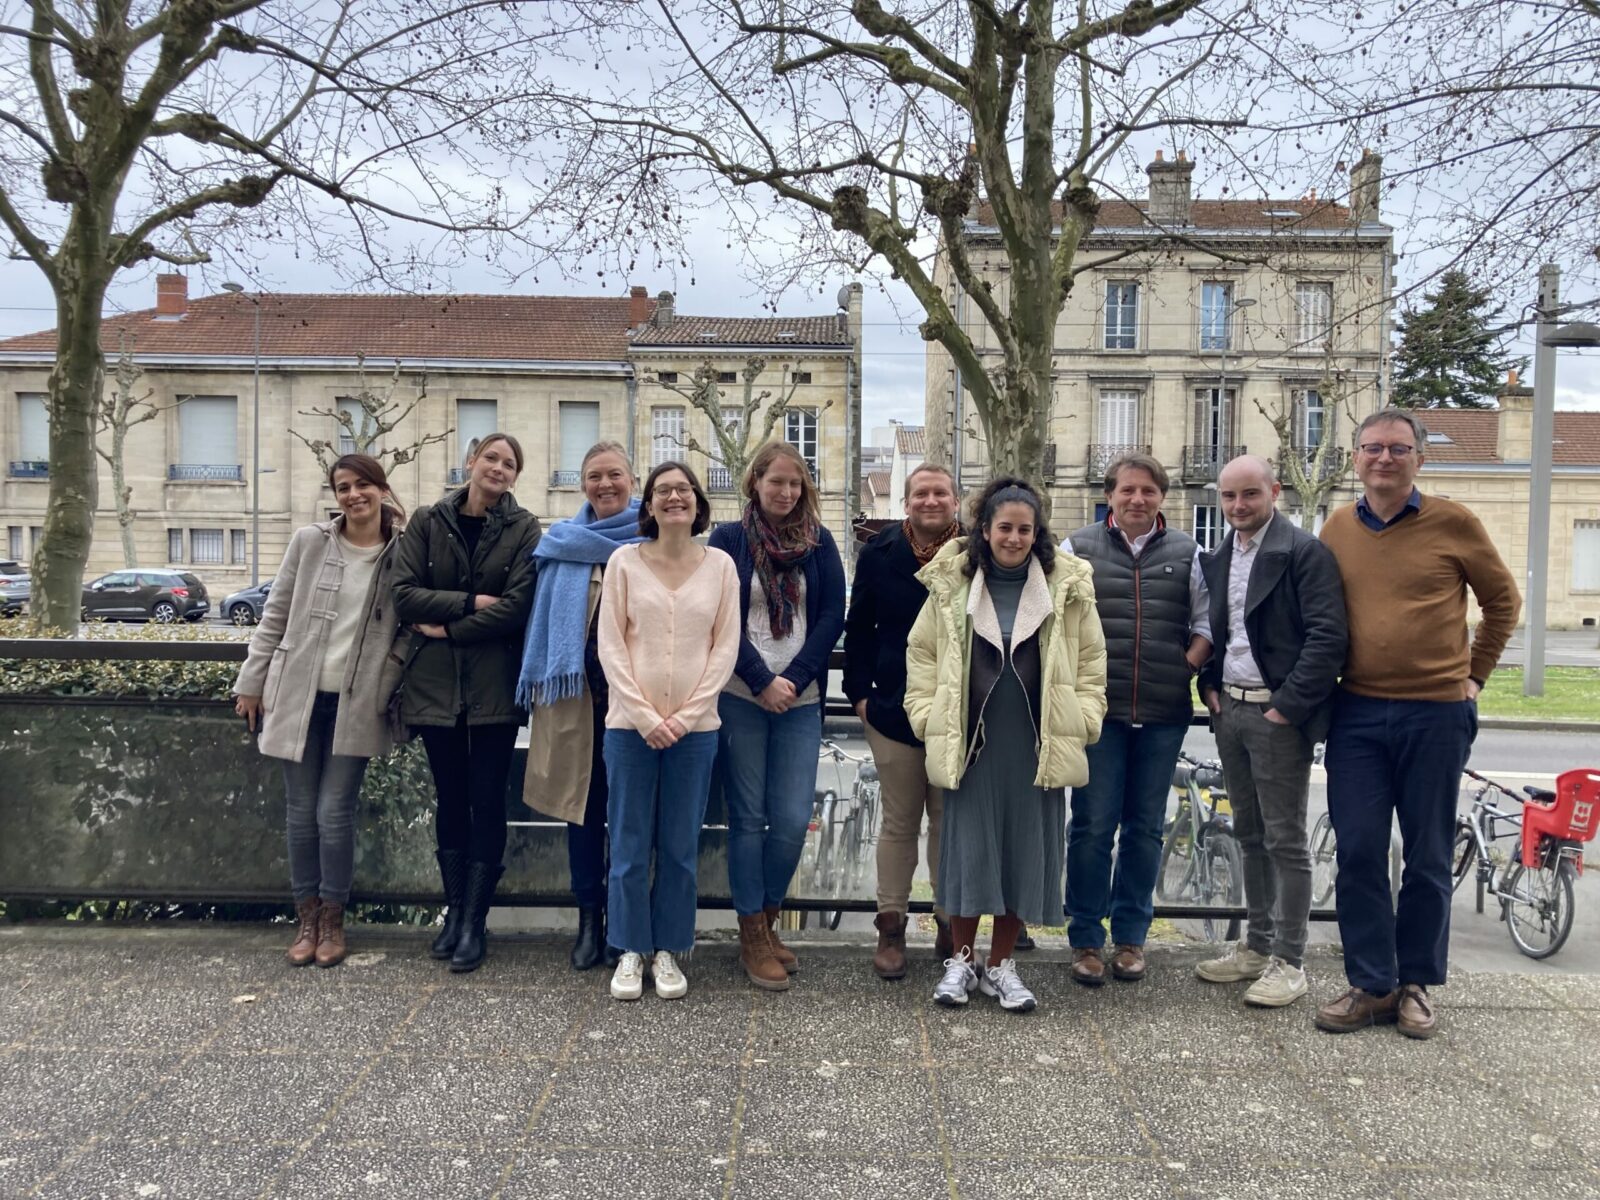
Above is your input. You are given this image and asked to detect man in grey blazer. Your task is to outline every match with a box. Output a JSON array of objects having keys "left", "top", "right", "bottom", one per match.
[{"left": 1194, "top": 455, "right": 1348, "bottom": 1007}]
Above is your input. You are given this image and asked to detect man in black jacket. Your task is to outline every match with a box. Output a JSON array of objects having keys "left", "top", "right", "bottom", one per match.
[
  {"left": 1195, "top": 455, "right": 1347, "bottom": 1007},
  {"left": 844, "top": 463, "right": 961, "bottom": 978}
]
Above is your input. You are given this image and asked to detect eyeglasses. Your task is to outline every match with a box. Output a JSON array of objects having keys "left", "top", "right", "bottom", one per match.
[
  {"left": 652, "top": 484, "right": 696, "bottom": 500},
  {"left": 1357, "top": 442, "right": 1416, "bottom": 458}
]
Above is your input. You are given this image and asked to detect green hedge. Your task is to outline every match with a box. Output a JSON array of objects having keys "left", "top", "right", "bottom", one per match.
[{"left": 0, "top": 616, "right": 242, "bottom": 699}]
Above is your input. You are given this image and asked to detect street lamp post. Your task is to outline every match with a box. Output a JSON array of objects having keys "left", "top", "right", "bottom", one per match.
[{"left": 221, "top": 283, "right": 262, "bottom": 587}]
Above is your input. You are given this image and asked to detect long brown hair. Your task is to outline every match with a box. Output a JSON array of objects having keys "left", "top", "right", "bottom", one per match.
[
  {"left": 328, "top": 453, "right": 406, "bottom": 541},
  {"left": 743, "top": 440, "right": 820, "bottom": 530}
]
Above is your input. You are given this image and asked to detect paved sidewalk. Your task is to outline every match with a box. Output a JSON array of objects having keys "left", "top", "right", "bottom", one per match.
[{"left": 2, "top": 923, "right": 1597, "bottom": 1199}]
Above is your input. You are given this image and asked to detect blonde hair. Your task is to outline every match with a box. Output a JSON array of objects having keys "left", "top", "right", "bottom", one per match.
[
  {"left": 580, "top": 440, "right": 633, "bottom": 474},
  {"left": 743, "top": 441, "right": 820, "bottom": 528}
]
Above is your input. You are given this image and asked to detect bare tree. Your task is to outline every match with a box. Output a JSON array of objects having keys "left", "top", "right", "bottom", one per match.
[
  {"left": 1252, "top": 356, "right": 1358, "bottom": 528},
  {"left": 289, "top": 354, "right": 449, "bottom": 474},
  {"left": 94, "top": 332, "right": 183, "bottom": 567},
  {"left": 0, "top": 0, "right": 612, "bottom": 631},
  {"left": 647, "top": 357, "right": 819, "bottom": 485}
]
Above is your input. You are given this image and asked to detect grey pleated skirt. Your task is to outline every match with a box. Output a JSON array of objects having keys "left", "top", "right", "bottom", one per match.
[{"left": 935, "top": 666, "right": 1066, "bottom": 925}]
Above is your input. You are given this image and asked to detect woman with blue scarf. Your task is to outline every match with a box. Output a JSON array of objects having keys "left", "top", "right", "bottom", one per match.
[{"left": 519, "top": 442, "right": 644, "bottom": 970}]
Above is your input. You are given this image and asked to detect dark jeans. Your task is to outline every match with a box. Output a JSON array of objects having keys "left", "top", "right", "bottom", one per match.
[
  {"left": 1066, "top": 720, "right": 1189, "bottom": 947},
  {"left": 567, "top": 703, "right": 609, "bottom": 908},
  {"left": 1325, "top": 690, "right": 1477, "bottom": 994},
  {"left": 419, "top": 718, "right": 518, "bottom": 866},
  {"left": 718, "top": 695, "right": 823, "bottom": 916},
  {"left": 281, "top": 692, "right": 370, "bottom": 905},
  {"left": 1213, "top": 694, "right": 1315, "bottom": 966}
]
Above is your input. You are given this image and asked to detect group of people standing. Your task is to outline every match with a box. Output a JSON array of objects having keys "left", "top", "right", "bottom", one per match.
[{"left": 235, "top": 403, "right": 1520, "bottom": 1035}]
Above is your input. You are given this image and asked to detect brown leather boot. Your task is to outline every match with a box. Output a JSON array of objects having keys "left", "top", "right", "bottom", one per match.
[
  {"left": 739, "top": 913, "right": 790, "bottom": 991},
  {"left": 314, "top": 902, "right": 347, "bottom": 968},
  {"left": 1110, "top": 943, "right": 1146, "bottom": 982},
  {"left": 934, "top": 915, "right": 953, "bottom": 960},
  {"left": 763, "top": 904, "right": 798, "bottom": 974},
  {"left": 1070, "top": 946, "right": 1106, "bottom": 987},
  {"left": 287, "top": 898, "right": 320, "bottom": 967},
  {"left": 873, "top": 911, "right": 908, "bottom": 980}
]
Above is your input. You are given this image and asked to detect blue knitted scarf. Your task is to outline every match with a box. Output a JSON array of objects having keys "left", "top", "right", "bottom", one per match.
[{"left": 516, "top": 499, "right": 644, "bottom": 708}]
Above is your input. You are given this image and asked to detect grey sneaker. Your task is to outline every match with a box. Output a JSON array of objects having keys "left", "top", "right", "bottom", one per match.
[
  {"left": 932, "top": 948, "right": 978, "bottom": 1007},
  {"left": 978, "top": 958, "right": 1037, "bottom": 1012},
  {"left": 610, "top": 951, "right": 645, "bottom": 1001},
  {"left": 1195, "top": 942, "right": 1271, "bottom": 983},
  {"left": 651, "top": 951, "right": 688, "bottom": 1000},
  {"left": 1243, "top": 956, "right": 1308, "bottom": 1008}
]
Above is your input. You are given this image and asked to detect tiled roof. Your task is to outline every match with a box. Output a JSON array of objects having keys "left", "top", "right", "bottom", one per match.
[
  {"left": 972, "top": 197, "right": 1359, "bottom": 234},
  {"left": 630, "top": 315, "right": 850, "bottom": 347},
  {"left": 895, "top": 426, "right": 927, "bottom": 456},
  {"left": 1420, "top": 409, "right": 1600, "bottom": 465},
  {"left": 0, "top": 292, "right": 649, "bottom": 362},
  {"left": 864, "top": 470, "right": 892, "bottom": 496}
]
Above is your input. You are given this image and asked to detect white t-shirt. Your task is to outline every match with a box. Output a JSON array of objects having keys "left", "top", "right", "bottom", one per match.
[
  {"left": 725, "top": 572, "right": 821, "bottom": 707},
  {"left": 318, "top": 535, "right": 385, "bottom": 694}
]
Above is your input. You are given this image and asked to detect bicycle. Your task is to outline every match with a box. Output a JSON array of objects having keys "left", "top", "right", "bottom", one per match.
[
  {"left": 798, "top": 739, "right": 882, "bottom": 930},
  {"left": 1452, "top": 767, "right": 1600, "bottom": 960},
  {"left": 1156, "top": 752, "right": 1244, "bottom": 941},
  {"left": 1307, "top": 810, "right": 1404, "bottom": 908}
]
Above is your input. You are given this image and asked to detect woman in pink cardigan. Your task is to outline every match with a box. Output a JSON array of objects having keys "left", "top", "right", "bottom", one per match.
[{"left": 598, "top": 460, "right": 741, "bottom": 1001}]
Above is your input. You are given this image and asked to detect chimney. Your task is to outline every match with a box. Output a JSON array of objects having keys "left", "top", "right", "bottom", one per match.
[
  {"left": 1146, "top": 149, "right": 1195, "bottom": 227},
  {"left": 653, "top": 290, "right": 675, "bottom": 328},
  {"left": 628, "top": 285, "right": 650, "bottom": 328},
  {"left": 1350, "top": 148, "right": 1382, "bottom": 224},
  {"left": 156, "top": 273, "right": 188, "bottom": 316},
  {"left": 837, "top": 281, "right": 863, "bottom": 341},
  {"left": 1496, "top": 370, "right": 1534, "bottom": 463}
]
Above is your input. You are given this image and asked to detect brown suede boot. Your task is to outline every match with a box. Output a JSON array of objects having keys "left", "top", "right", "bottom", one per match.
[
  {"left": 287, "top": 898, "right": 320, "bottom": 967},
  {"left": 314, "top": 902, "right": 347, "bottom": 968},
  {"left": 873, "top": 911, "right": 908, "bottom": 980},
  {"left": 763, "top": 904, "right": 798, "bottom": 974},
  {"left": 739, "top": 913, "right": 791, "bottom": 991}
]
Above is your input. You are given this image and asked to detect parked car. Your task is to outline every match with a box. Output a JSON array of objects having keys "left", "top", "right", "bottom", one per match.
[
  {"left": 0, "top": 559, "right": 28, "bottom": 617},
  {"left": 81, "top": 569, "right": 210, "bottom": 623},
  {"left": 222, "top": 580, "right": 273, "bottom": 626}
]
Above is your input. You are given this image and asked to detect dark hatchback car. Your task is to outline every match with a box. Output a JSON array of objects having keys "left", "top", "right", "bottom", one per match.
[
  {"left": 221, "top": 580, "right": 272, "bottom": 626},
  {"left": 0, "top": 559, "right": 28, "bottom": 617},
  {"left": 82, "top": 569, "right": 210, "bottom": 623}
]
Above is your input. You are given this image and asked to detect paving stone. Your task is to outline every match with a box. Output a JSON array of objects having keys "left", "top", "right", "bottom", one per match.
[
  {"left": 1270, "top": 1016, "right": 1465, "bottom": 1079},
  {"left": 391, "top": 985, "right": 587, "bottom": 1060},
  {"left": 936, "top": 1067, "right": 1147, "bottom": 1159},
  {"left": 1524, "top": 974, "right": 1600, "bottom": 1011},
  {"left": 749, "top": 990, "right": 922, "bottom": 1066},
  {"left": 533, "top": 1061, "right": 739, "bottom": 1151},
  {"left": 0, "top": 1137, "right": 74, "bottom": 1196},
  {"left": 32, "top": 1136, "right": 299, "bottom": 1200},
  {"left": 1175, "top": 1164, "right": 1402, "bottom": 1199},
  {"left": 116, "top": 1052, "right": 367, "bottom": 1142},
  {"left": 212, "top": 982, "right": 428, "bottom": 1055},
  {"left": 0, "top": 1049, "right": 181, "bottom": 1137},
  {"left": 501, "top": 1148, "right": 727, "bottom": 1200},
  {"left": 1094, "top": 1003, "right": 1291, "bottom": 1072},
  {"left": 1433, "top": 970, "right": 1565, "bottom": 1010},
  {"left": 269, "top": 1140, "right": 519, "bottom": 1198},
  {"left": 1435, "top": 1010, "right": 1600, "bottom": 1082},
  {"left": 1390, "top": 1169, "right": 1600, "bottom": 1199},
  {"left": 336, "top": 1055, "right": 548, "bottom": 1145},
  {"left": 738, "top": 1062, "right": 938, "bottom": 1157},
  {"left": 733, "top": 1152, "right": 949, "bottom": 1198},
  {"left": 950, "top": 1156, "right": 1179, "bottom": 1200},
  {"left": 0, "top": 979, "right": 91, "bottom": 1046},
  {"left": 923, "top": 992, "right": 1105, "bottom": 1068},
  {"left": 572, "top": 987, "right": 752, "bottom": 1065}
]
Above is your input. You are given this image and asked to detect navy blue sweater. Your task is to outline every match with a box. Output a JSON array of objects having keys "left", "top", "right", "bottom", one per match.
[{"left": 707, "top": 520, "right": 847, "bottom": 698}]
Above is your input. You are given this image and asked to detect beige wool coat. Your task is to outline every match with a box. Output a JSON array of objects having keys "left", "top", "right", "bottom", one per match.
[
  {"left": 233, "top": 517, "right": 409, "bottom": 762},
  {"left": 523, "top": 566, "right": 603, "bottom": 824},
  {"left": 903, "top": 539, "right": 1107, "bottom": 791}
]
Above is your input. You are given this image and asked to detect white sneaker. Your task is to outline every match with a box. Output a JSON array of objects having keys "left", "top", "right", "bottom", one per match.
[
  {"left": 1195, "top": 943, "right": 1272, "bottom": 983},
  {"left": 932, "top": 947, "right": 979, "bottom": 1007},
  {"left": 651, "top": 951, "right": 688, "bottom": 1000},
  {"left": 1243, "top": 956, "right": 1308, "bottom": 1008},
  {"left": 978, "top": 958, "right": 1037, "bottom": 1013},
  {"left": 610, "top": 951, "right": 644, "bottom": 1001}
]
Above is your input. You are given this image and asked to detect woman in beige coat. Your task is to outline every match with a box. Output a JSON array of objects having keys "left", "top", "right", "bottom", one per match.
[
  {"left": 234, "top": 454, "right": 409, "bottom": 968},
  {"left": 904, "top": 476, "right": 1106, "bottom": 1013}
]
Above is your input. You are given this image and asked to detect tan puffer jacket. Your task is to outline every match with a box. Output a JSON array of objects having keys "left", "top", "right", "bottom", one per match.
[{"left": 903, "top": 539, "right": 1107, "bottom": 791}]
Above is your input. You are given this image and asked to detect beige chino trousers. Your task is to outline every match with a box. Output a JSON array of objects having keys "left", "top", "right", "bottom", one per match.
[{"left": 862, "top": 717, "right": 944, "bottom": 915}]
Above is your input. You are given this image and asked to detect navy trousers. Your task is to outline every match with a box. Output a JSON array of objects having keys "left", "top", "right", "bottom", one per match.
[{"left": 1324, "top": 690, "right": 1477, "bottom": 994}]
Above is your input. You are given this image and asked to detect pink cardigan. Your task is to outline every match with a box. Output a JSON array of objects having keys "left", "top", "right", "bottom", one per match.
[{"left": 597, "top": 544, "right": 741, "bottom": 736}]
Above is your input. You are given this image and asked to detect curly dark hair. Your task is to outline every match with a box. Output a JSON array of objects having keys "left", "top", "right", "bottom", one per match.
[{"left": 962, "top": 476, "right": 1055, "bottom": 578}]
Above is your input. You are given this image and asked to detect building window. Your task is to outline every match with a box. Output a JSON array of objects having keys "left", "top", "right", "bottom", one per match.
[
  {"left": 175, "top": 395, "right": 238, "bottom": 476},
  {"left": 1295, "top": 387, "right": 1327, "bottom": 449},
  {"left": 657, "top": 371, "right": 679, "bottom": 384},
  {"left": 29, "top": 526, "right": 42, "bottom": 554},
  {"left": 1192, "top": 385, "right": 1234, "bottom": 450},
  {"left": 1200, "top": 281, "right": 1233, "bottom": 351},
  {"left": 716, "top": 371, "right": 737, "bottom": 384},
  {"left": 7, "top": 527, "right": 22, "bottom": 560},
  {"left": 1294, "top": 282, "right": 1333, "bottom": 348},
  {"left": 1574, "top": 521, "right": 1600, "bottom": 592},
  {"left": 455, "top": 398, "right": 498, "bottom": 464},
  {"left": 16, "top": 392, "right": 49, "bottom": 470},
  {"left": 1105, "top": 282, "right": 1139, "bottom": 350},
  {"left": 168, "top": 529, "right": 184, "bottom": 562},
  {"left": 791, "top": 370, "right": 812, "bottom": 385},
  {"left": 556, "top": 401, "right": 601, "bottom": 482},
  {"left": 652, "top": 406, "right": 684, "bottom": 467},
  {"left": 1193, "top": 506, "right": 1221, "bottom": 551},
  {"left": 230, "top": 529, "right": 247, "bottom": 565},
  {"left": 784, "top": 408, "right": 819, "bottom": 480},
  {"left": 708, "top": 406, "right": 744, "bottom": 492},
  {"left": 335, "top": 397, "right": 364, "bottom": 456},
  {"left": 1096, "top": 389, "right": 1140, "bottom": 447},
  {"left": 191, "top": 528, "right": 224, "bottom": 565}
]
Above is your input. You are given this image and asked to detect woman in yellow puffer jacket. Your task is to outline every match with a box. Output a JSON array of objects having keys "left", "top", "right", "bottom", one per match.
[{"left": 903, "top": 477, "right": 1107, "bottom": 1013}]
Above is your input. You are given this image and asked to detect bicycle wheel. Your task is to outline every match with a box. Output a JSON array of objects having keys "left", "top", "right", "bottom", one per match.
[
  {"left": 1156, "top": 805, "right": 1198, "bottom": 902},
  {"left": 1503, "top": 859, "right": 1575, "bottom": 960},
  {"left": 1309, "top": 812, "right": 1338, "bottom": 907},
  {"left": 1450, "top": 822, "right": 1476, "bottom": 894},
  {"left": 1200, "top": 830, "right": 1245, "bottom": 942}
]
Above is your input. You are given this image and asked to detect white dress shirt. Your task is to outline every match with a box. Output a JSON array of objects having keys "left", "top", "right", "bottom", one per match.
[
  {"left": 1221, "top": 513, "right": 1272, "bottom": 688},
  {"left": 1113, "top": 518, "right": 1213, "bottom": 643}
]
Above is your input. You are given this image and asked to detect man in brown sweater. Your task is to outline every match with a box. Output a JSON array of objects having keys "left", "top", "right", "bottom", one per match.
[{"left": 1314, "top": 408, "right": 1521, "bottom": 1040}]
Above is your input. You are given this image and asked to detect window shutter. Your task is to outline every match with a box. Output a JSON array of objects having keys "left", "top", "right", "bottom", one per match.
[
  {"left": 177, "top": 397, "right": 238, "bottom": 466},
  {"left": 557, "top": 402, "right": 600, "bottom": 474},
  {"left": 456, "top": 399, "right": 498, "bottom": 460},
  {"left": 18, "top": 394, "right": 48, "bottom": 461}
]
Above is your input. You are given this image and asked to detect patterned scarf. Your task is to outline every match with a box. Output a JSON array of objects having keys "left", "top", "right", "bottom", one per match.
[
  {"left": 743, "top": 500, "right": 819, "bottom": 640},
  {"left": 903, "top": 517, "right": 961, "bottom": 567}
]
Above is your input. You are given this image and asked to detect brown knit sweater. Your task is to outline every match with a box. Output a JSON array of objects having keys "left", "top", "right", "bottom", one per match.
[{"left": 1319, "top": 494, "right": 1521, "bottom": 701}]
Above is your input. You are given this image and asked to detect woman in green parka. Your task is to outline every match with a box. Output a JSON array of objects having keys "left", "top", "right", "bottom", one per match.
[{"left": 903, "top": 476, "right": 1107, "bottom": 1013}]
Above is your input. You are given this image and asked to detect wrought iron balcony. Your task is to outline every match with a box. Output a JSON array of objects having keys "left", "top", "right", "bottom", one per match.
[
  {"left": 446, "top": 467, "right": 467, "bottom": 485},
  {"left": 167, "top": 463, "right": 243, "bottom": 482},
  {"left": 1279, "top": 445, "right": 1349, "bottom": 483},
  {"left": 550, "top": 470, "right": 581, "bottom": 487},
  {"left": 705, "top": 466, "right": 735, "bottom": 492},
  {"left": 1179, "top": 444, "right": 1244, "bottom": 484},
  {"left": 7, "top": 460, "right": 48, "bottom": 479},
  {"left": 1085, "top": 444, "right": 1151, "bottom": 482}
]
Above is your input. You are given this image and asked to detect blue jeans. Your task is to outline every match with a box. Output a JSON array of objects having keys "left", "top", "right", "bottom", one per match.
[
  {"left": 281, "top": 692, "right": 370, "bottom": 905},
  {"left": 1325, "top": 690, "right": 1477, "bottom": 994},
  {"left": 718, "top": 695, "right": 821, "bottom": 916},
  {"left": 604, "top": 728, "right": 718, "bottom": 955},
  {"left": 566, "top": 703, "right": 609, "bottom": 909},
  {"left": 1066, "top": 720, "right": 1190, "bottom": 947}
]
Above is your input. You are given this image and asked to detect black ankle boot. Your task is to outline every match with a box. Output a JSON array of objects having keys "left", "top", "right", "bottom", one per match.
[
  {"left": 450, "top": 860, "right": 504, "bottom": 973},
  {"left": 570, "top": 905, "right": 605, "bottom": 971},
  {"left": 430, "top": 849, "right": 469, "bottom": 961},
  {"left": 1014, "top": 923, "right": 1036, "bottom": 952}
]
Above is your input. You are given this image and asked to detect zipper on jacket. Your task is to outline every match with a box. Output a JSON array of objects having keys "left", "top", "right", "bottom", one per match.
[{"left": 1130, "top": 563, "right": 1142, "bottom": 723}]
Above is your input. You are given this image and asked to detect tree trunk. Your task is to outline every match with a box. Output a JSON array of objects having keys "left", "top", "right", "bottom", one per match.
[{"left": 111, "top": 428, "right": 136, "bottom": 568}]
